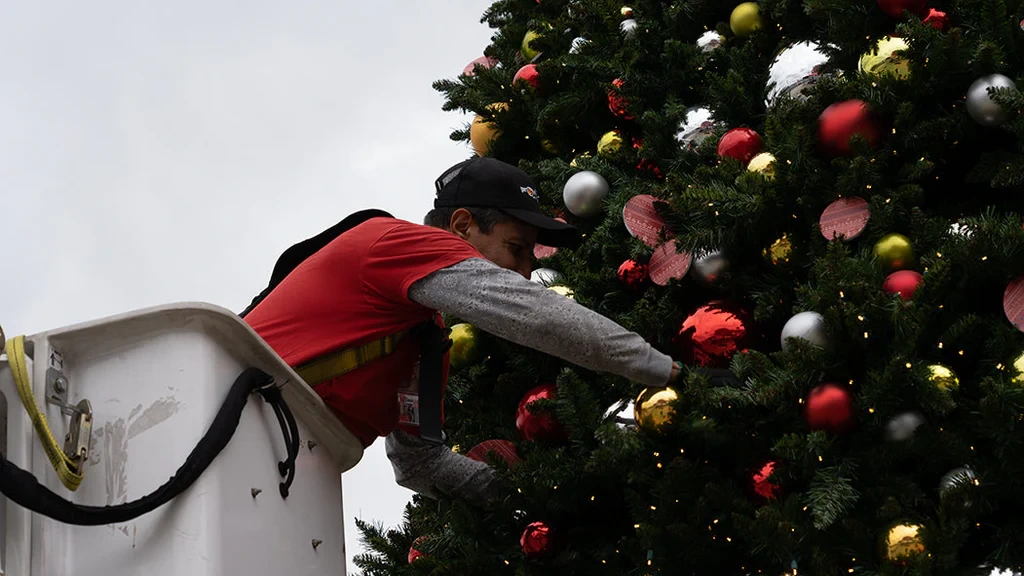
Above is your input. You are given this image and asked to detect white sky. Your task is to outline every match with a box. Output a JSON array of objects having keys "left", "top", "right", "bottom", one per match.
[{"left": 1, "top": 0, "right": 493, "bottom": 569}]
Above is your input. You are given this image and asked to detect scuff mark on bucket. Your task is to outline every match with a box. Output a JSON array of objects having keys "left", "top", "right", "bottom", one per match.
[{"left": 127, "top": 397, "right": 182, "bottom": 440}]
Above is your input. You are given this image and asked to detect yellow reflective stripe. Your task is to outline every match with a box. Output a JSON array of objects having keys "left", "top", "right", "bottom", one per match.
[{"left": 295, "top": 330, "right": 408, "bottom": 386}]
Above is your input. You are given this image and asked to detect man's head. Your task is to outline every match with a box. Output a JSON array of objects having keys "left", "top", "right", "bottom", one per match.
[{"left": 424, "top": 158, "right": 580, "bottom": 279}]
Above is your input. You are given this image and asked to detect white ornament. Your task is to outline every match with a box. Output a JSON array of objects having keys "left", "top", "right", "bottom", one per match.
[
  {"left": 620, "top": 18, "right": 638, "bottom": 39},
  {"left": 697, "top": 30, "right": 724, "bottom": 53},
  {"left": 691, "top": 250, "right": 729, "bottom": 285},
  {"left": 530, "top": 267, "right": 565, "bottom": 287},
  {"left": 570, "top": 36, "right": 589, "bottom": 54},
  {"left": 766, "top": 41, "right": 831, "bottom": 107},
  {"left": 562, "top": 170, "right": 610, "bottom": 217},
  {"left": 885, "top": 411, "right": 925, "bottom": 442},
  {"left": 676, "top": 106, "right": 717, "bottom": 151},
  {"left": 780, "top": 311, "right": 828, "bottom": 351},
  {"left": 603, "top": 399, "right": 637, "bottom": 430},
  {"left": 967, "top": 74, "right": 1017, "bottom": 126}
]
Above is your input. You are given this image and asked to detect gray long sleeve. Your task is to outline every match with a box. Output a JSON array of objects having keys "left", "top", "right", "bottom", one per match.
[{"left": 407, "top": 257, "right": 674, "bottom": 387}]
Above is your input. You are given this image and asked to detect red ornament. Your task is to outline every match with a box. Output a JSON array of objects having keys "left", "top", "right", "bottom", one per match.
[
  {"left": 1005, "top": 274, "right": 1024, "bottom": 332},
  {"left": 520, "top": 521, "right": 554, "bottom": 557},
  {"left": 753, "top": 461, "right": 781, "bottom": 500},
  {"left": 717, "top": 128, "right": 763, "bottom": 164},
  {"left": 883, "top": 270, "right": 923, "bottom": 301},
  {"left": 923, "top": 8, "right": 949, "bottom": 29},
  {"left": 632, "top": 137, "right": 663, "bottom": 179},
  {"left": 608, "top": 78, "right": 634, "bottom": 120},
  {"left": 516, "top": 384, "right": 566, "bottom": 442},
  {"left": 805, "top": 383, "right": 854, "bottom": 434},
  {"left": 466, "top": 439, "right": 523, "bottom": 467},
  {"left": 617, "top": 259, "right": 649, "bottom": 290},
  {"left": 674, "top": 301, "right": 751, "bottom": 368},
  {"left": 513, "top": 64, "right": 541, "bottom": 90},
  {"left": 877, "top": 0, "right": 927, "bottom": 18},
  {"left": 408, "top": 536, "right": 428, "bottom": 563},
  {"left": 818, "top": 100, "right": 881, "bottom": 157},
  {"left": 463, "top": 55, "right": 498, "bottom": 77}
]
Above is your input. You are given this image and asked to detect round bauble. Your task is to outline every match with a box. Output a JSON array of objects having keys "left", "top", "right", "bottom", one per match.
[
  {"left": 927, "top": 364, "right": 959, "bottom": 393},
  {"left": 764, "top": 235, "right": 792, "bottom": 265},
  {"left": 522, "top": 30, "right": 542, "bottom": 61},
  {"left": 877, "top": 0, "right": 926, "bottom": 18},
  {"left": 717, "top": 128, "right": 763, "bottom": 164},
  {"left": 691, "top": 250, "right": 730, "bottom": 285},
  {"left": 620, "top": 18, "right": 638, "bottom": 39},
  {"left": 617, "top": 259, "right": 649, "bottom": 290},
  {"left": 967, "top": 74, "right": 1018, "bottom": 127},
  {"left": 859, "top": 36, "right": 910, "bottom": 80},
  {"left": 608, "top": 78, "right": 633, "bottom": 120},
  {"left": 747, "top": 152, "right": 776, "bottom": 178},
  {"left": 548, "top": 285, "right": 575, "bottom": 299},
  {"left": 470, "top": 102, "right": 509, "bottom": 156},
  {"left": 938, "top": 465, "right": 977, "bottom": 508},
  {"left": 635, "top": 386, "right": 679, "bottom": 433},
  {"left": 604, "top": 398, "right": 637, "bottom": 430},
  {"left": 466, "top": 439, "right": 523, "bottom": 467},
  {"left": 449, "top": 323, "right": 482, "bottom": 370},
  {"left": 1013, "top": 352, "right": 1024, "bottom": 384},
  {"left": 463, "top": 55, "right": 498, "bottom": 77},
  {"left": 677, "top": 106, "right": 717, "bottom": 151},
  {"left": 516, "top": 383, "right": 566, "bottom": 442},
  {"left": 882, "top": 523, "right": 926, "bottom": 564},
  {"left": 818, "top": 99, "right": 881, "bottom": 156},
  {"left": 730, "top": 2, "right": 762, "bottom": 36},
  {"left": 697, "top": 30, "right": 724, "bottom": 53},
  {"left": 882, "top": 270, "right": 923, "bottom": 301},
  {"left": 766, "top": 41, "right": 830, "bottom": 106},
  {"left": 752, "top": 461, "right": 781, "bottom": 500},
  {"left": 675, "top": 301, "right": 751, "bottom": 368},
  {"left": 886, "top": 411, "right": 925, "bottom": 441},
  {"left": 408, "top": 536, "right": 429, "bottom": 563},
  {"left": 563, "top": 170, "right": 610, "bottom": 217},
  {"left": 530, "top": 267, "right": 565, "bottom": 287},
  {"left": 570, "top": 36, "right": 589, "bottom": 54},
  {"left": 513, "top": 63, "right": 540, "bottom": 90},
  {"left": 781, "top": 311, "right": 828, "bottom": 352},
  {"left": 520, "top": 521, "right": 554, "bottom": 557},
  {"left": 873, "top": 233, "right": 914, "bottom": 270},
  {"left": 598, "top": 130, "right": 625, "bottom": 158},
  {"left": 805, "top": 382, "right": 854, "bottom": 434}
]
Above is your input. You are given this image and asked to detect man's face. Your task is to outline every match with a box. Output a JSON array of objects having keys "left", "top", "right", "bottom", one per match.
[{"left": 450, "top": 210, "right": 537, "bottom": 279}]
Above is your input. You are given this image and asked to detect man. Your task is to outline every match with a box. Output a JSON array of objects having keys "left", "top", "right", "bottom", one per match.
[{"left": 243, "top": 157, "right": 683, "bottom": 505}]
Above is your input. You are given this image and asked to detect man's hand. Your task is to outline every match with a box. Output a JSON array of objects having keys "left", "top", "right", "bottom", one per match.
[{"left": 668, "top": 360, "right": 683, "bottom": 385}]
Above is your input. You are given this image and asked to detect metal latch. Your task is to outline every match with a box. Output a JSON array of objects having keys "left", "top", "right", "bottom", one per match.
[{"left": 64, "top": 399, "right": 92, "bottom": 467}]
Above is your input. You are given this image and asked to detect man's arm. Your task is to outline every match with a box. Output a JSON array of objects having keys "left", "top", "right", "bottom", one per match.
[
  {"left": 408, "top": 258, "right": 674, "bottom": 387},
  {"left": 385, "top": 429, "right": 505, "bottom": 507}
]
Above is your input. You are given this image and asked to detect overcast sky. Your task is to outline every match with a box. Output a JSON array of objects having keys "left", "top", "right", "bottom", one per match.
[{"left": 1, "top": 0, "right": 492, "bottom": 569}]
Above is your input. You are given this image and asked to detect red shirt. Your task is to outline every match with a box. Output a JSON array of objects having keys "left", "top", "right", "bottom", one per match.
[{"left": 244, "top": 217, "right": 483, "bottom": 447}]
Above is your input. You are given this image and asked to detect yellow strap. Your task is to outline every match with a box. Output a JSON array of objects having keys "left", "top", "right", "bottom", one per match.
[
  {"left": 4, "top": 336, "right": 84, "bottom": 491},
  {"left": 296, "top": 331, "right": 408, "bottom": 386}
]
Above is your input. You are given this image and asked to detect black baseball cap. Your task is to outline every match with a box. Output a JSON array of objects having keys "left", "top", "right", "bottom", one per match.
[{"left": 434, "top": 157, "right": 580, "bottom": 248}]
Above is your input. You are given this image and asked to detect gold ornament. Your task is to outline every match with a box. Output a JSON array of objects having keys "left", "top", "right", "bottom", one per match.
[
  {"left": 764, "top": 235, "right": 792, "bottom": 264},
  {"left": 570, "top": 152, "right": 592, "bottom": 167},
  {"left": 470, "top": 102, "right": 509, "bottom": 156},
  {"left": 859, "top": 36, "right": 910, "bottom": 80},
  {"left": 730, "top": 2, "right": 762, "bottom": 37},
  {"left": 620, "top": 6, "right": 633, "bottom": 17},
  {"left": 634, "top": 386, "right": 679, "bottom": 433},
  {"left": 882, "top": 523, "right": 926, "bottom": 563},
  {"left": 597, "top": 130, "right": 624, "bottom": 158},
  {"left": 928, "top": 364, "right": 959, "bottom": 393},
  {"left": 541, "top": 138, "right": 559, "bottom": 155},
  {"left": 873, "top": 233, "right": 914, "bottom": 270},
  {"left": 449, "top": 323, "right": 482, "bottom": 370},
  {"left": 522, "top": 30, "right": 541, "bottom": 61},
  {"left": 548, "top": 285, "right": 575, "bottom": 299},
  {"left": 1012, "top": 352, "right": 1024, "bottom": 384},
  {"left": 747, "top": 152, "right": 777, "bottom": 179}
]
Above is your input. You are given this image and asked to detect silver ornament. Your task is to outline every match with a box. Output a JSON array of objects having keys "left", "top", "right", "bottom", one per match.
[
  {"left": 691, "top": 250, "right": 729, "bottom": 285},
  {"left": 603, "top": 398, "right": 637, "bottom": 430},
  {"left": 885, "top": 411, "right": 925, "bottom": 442},
  {"left": 530, "top": 267, "right": 565, "bottom": 287},
  {"left": 948, "top": 221, "right": 974, "bottom": 239},
  {"left": 570, "top": 36, "right": 589, "bottom": 54},
  {"left": 620, "top": 18, "right": 638, "bottom": 39},
  {"left": 780, "top": 311, "right": 828, "bottom": 352},
  {"left": 697, "top": 30, "right": 724, "bottom": 53},
  {"left": 563, "top": 170, "right": 609, "bottom": 217},
  {"left": 967, "top": 74, "right": 1017, "bottom": 126},
  {"left": 766, "top": 41, "right": 830, "bottom": 107},
  {"left": 939, "top": 465, "right": 978, "bottom": 507},
  {"left": 964, "top": 566, "right": 1022, "bottom": 576},
  {"left": 676, "top": 106, "right": 717, "bottom": 151}
]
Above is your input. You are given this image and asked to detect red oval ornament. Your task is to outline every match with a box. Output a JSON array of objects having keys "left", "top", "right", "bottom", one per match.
[
  {"left": 1004, "top": 274, "right": 1024, "bottom": 332},
  {"left": 463, "top": 55, "right": 498, "bottom": 76},
  {"left": 820, "top": 196, "right": 870, "bottom": 240},
  {"left": 623, "top": 194, "right": 668, "bottom": 248},
  {"left": 466, "top": 439, "right": 523, "bottom": 467},
  {"left": 649, "top": 242, "right": 692, "bottom": 286}
]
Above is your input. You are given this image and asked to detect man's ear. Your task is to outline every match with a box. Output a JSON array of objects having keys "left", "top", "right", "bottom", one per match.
[{"left": 448, "top": 208, "right": 474, "bottom": 239}]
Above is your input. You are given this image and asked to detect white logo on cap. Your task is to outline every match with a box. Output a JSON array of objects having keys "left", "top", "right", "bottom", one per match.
[{"left": 521, "top": 186, "right": 539, "bottom": 200}]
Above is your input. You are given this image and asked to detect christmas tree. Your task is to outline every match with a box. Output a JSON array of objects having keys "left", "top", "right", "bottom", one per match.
[{"left": 354, "top": 0, "right": 1024, "bottom": 573}]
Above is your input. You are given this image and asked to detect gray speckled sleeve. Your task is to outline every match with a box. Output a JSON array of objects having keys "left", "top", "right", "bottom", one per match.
[{"left": 408, "top": 257, "right": 673, "bottom": 387}]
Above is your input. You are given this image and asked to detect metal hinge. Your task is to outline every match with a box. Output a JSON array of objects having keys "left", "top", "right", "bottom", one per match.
[{"left": 44, "top": 349, "right": 93, "bottom": 466}]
